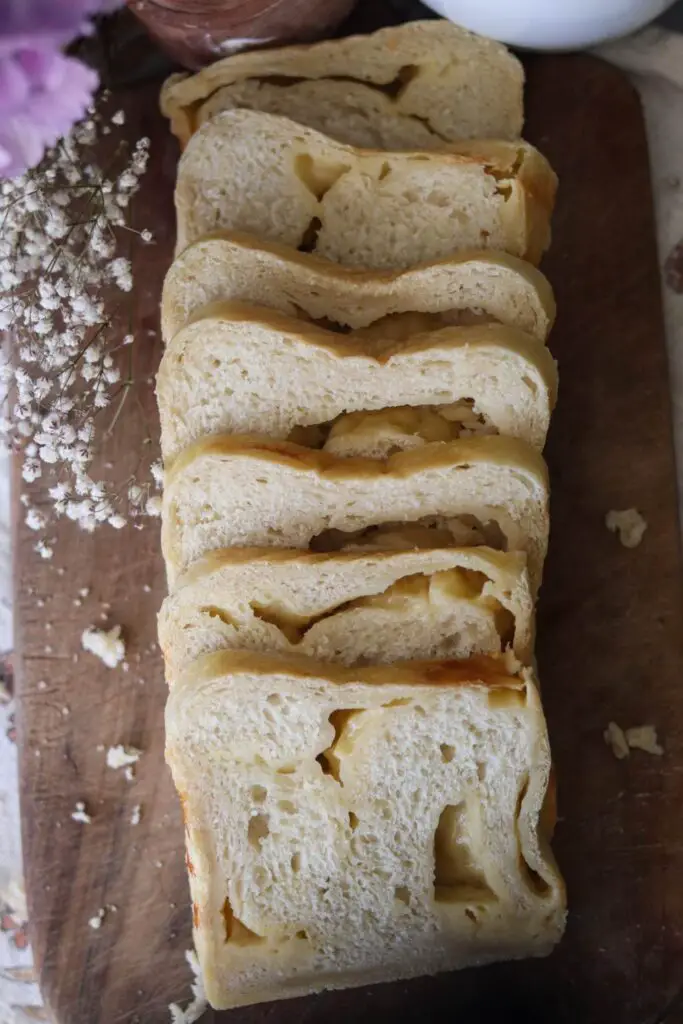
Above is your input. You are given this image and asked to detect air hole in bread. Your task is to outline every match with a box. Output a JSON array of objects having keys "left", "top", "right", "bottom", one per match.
[
  {"left": 278, "top": 800, "right": 296, "bottom": 816},
  {"left": 250, "top": 785, "right": 267, "bottom": 803},
  {"left": 515, "top": 776, "right": 552, "bottom": 896},
  {"left": 433, "top": 803, "right": 495, "bottom": 902},
  {"left": 314, "top": 401, "right": 495, "bottom": 459},
  {"left": 222, "top": 897, "right": 265, "bottom": 946},
  {"left": 310, "top": 514, "right": 505, "bottom": 554},
  {"left": 295, "top": 929, "right": 309, "bottom": 940},
  {"left": 293, "top": 152, "right": 351, "bottom": 201},
  {"left": 298, "top": 216, "right": 322, "bottom": 253},
  {"left": 394, "top": 886, "right": 411, "bottom": 906},
  {"left": 464, "top": 908, "right": 477, "bottom": 923},
  {"left": 378, "top": 161, "right": 391, "bottom": 181},
  {"left": 316, "top": 708, "right": 358, "bottom": 783},
  {"left": 247, "top": 813, "right": 270, "bottom": 850},
  {"left": 291, "top": 852, "right": 301, "bottom": 873},
  {"left": 219, "top": 62, "right": 420, "bottom": 105},
  {"left": 440, "top": 743, "right": 455, "bottom": 764},
  {"left": 383, "top": 697, "right": 412, "bottom": 708},
  {"left": 349, "top": 811, "right": 359, "bottom": 830},
  {"left": 199, "top": 605, "right": 240, "bottom": 630}
]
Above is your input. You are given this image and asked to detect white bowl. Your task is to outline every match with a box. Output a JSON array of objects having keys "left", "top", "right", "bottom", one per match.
[{"left": 422, "top": 0, "right": 677, "bottom": 50}]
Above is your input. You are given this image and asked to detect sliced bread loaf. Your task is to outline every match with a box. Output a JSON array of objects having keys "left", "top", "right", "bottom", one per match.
[
  {"left": 157, "top": 301, "right": 558, "bottom": 464},
  {"left": 162, "top": 231, "right": 555, "bottom": 343},
  {"left": 161, "top": 20, "right": 524, "bottom": 151},
  {"left": 161, "top": 434, "right": 549, "bottom": 589},
  {"left": 166, "top": 649, "right": 565, "bottom": 1010},
  {"left": 159, "top": 545, "right": 534, "bottom": 681},
  {"left": 174, "top": 110, "right": 557, "bottom": 265}
]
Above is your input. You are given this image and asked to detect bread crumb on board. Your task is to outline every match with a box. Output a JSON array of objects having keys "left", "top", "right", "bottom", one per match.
[
  {"left": 130, "top": 804, "right": 141, "bottom": 826},
  {"left": 88, "top": 908, "right": 105, "bottom": 930},
  {"left": 604, "top": 721, "right": 663, "bottom": 758},
  {"left": 88, "top": 904, "right": 118, "bottom": 930},
  {"left": 71, "top": 801, "right": 92, "bottom": 824},
  {"left": 169, "top": 949, "right": 207, "bottom": 1024},
  {"left": 81, "top": 624, "right": 126, "bottom": 668},
  {"left": 106, "top": 744, "right": 141, "bottom": 771},
  {"left": 605, "top": 508, "right": 647, "bottom": 548},
  {"left": 625, "top": 724, "right": 664, "bottom": 755}
]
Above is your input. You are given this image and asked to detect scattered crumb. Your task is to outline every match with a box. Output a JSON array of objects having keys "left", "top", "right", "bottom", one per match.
[
  {"left": 605, "top": 721, "right": 664, "bottom": 758},
  {"left": 106, "top": 744, "right": 141, "bottom": 771},
  {"left": 96, "top": 744, "right": 104, "bottom": 752},
  {"left": 88, "top": 908, "right": 106, "bottom": 930},
  {"left": 155, "top": 860, "right": 163, "bottom": 869},
  {"left": 56, "top": 567, "right": 65, "bottom": 576},
  {"left": 124, "top": 765, "right": 136, "bottom": 782},
  {"left": 604, "top": 721, "right": 629, "bottom": 759},
  {"left": 81, "top": 625, "right": 125, "bottom": 668},
  {"left": 122, "top": 661, "right": 129, "bottom": 673},
  {"left": 78, "top": 587, "right": 90, "bottom": 598},
  {"left": 44, "top": 645, "right": 52, "bottom": 654},
  {"left": 73, "top": 598, "right": 82, "bottom": 607},
  {"left": 61, "top": 706, "right": 70, "bottom": 717},
  {"left": 34, "top": 541, "right": 53, "bottom": 559},
  {"left": 606, "top": 508, "right": 647, "bottom": 548},
  {"left": 45, "top": 622, "right": 52, "bottom": 631},
  {"left": 37, "top": 680, "right": 46, "bottom": 691},
  {"left": 169, "top": 949, "right": 207, "bottom": 1024},
  {"left": 625, "top": 724, "right": 664, "bottom": 756},
  {"left": 36, "top": 599, "right": 44, "bottom": 609},
  {"left": 143, "top": 584, "right": 151, "bottom": 593},
  {"left": 130, "top": 804, "right": 141, "bottom": 826},
  {"left": 71, "top": 801, "right": 92, "bottom": 825}
]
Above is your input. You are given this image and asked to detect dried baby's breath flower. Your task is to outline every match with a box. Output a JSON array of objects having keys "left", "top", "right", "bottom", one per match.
[{"left": 0, "top": 105, "right": 159, "bottom": 540}]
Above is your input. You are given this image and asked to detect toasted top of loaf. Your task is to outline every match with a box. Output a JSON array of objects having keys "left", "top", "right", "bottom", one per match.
[
  {"left": 166, "top": 649, "right": 565, "bottom": 1009},
  {"left": 157, "top": 301, "right": 558, "bottom": 463},
  {"left": 174, "top": 110, "right": 557, "bottom": 265},
  {"left": 159, "top": 544, "right": 534, "bottom": 680},
  {"left": 161, "top": 20, "right": 524, "bottom": 150},
  {"left": 161, "top": 433, "right": 549, "bottom": 589},
  {"left": 162, "top": 231, "right": 556, "bottom": 343}
]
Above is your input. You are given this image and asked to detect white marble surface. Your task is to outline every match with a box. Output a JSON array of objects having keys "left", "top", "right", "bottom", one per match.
[{"left": 1, "top": 26, "right": 683, "bottom": 1024}]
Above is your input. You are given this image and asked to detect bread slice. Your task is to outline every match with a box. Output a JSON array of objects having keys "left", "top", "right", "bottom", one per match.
[
  {"left": 174, "top": 110, "right": 557, "bottom": 265},
  {"left": 157, "top": 301, "right": 558, "bottom": 464},
  {"left": 161, "top": 434, "right": 549, "bottom": 590},
  {"left": 161, "top": 20, "right": 524, "bottom": 151},
  {"left": 159, "top": 545, "right": 534, "bottom": 681},
  {"left": 162, "top": 231, "right": 556, "bottom": 344},
  {"left": 163, "top": 232, "right": 557, "bottom": 344},
  {"left": 165, "top": 649, "right": 566, "bottom": 1010}
]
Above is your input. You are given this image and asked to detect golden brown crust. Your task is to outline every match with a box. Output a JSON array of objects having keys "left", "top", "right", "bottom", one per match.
[
  {"left": 174, "top": 543, "right": 529, "bottom": 590},
  {"left": 167, "top": 431, "right": 549, "bottom": 489},
  {"left": 183, "top": 646, "right": 531, "bottom": 694}
]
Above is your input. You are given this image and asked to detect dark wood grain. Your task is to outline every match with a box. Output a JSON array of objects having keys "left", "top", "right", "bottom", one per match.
[{"left": 15, "top": 52, "right": 683, "bottom": 1024}]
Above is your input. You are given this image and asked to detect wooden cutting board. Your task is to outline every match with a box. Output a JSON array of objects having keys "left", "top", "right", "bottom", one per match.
[{"left": 15, "top": 47, "right": 683, "bottom": 1024}]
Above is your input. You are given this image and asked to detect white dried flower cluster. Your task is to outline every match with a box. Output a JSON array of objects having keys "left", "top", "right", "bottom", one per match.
[{"left": 0, "top": 104, "right": 160, "bottom": 535}]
